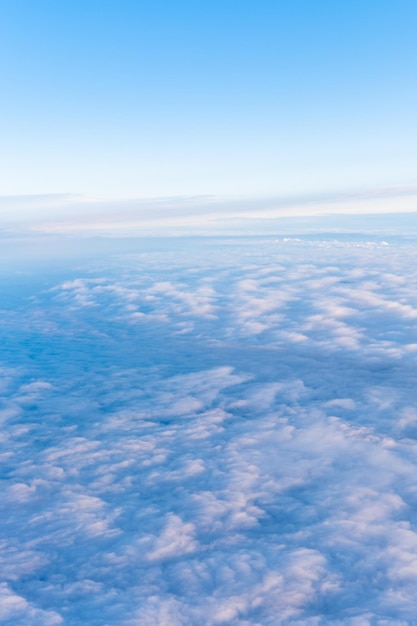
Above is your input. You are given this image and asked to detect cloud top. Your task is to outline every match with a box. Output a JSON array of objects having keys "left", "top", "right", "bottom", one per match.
[{"left": 2, "top": 235, "right": 417, "bottom": 623}]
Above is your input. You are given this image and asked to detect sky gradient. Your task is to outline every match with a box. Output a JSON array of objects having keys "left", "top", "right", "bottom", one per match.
[{"left": 1, "top": 0, "right": 417, "bottom": 219}]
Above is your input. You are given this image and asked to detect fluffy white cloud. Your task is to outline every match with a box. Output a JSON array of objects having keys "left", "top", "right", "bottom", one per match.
[{"left": 1, "top": 234, "right": 417, "bottom": 623}]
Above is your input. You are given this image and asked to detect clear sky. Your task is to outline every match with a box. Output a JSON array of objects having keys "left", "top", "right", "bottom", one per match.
[{"left": 1, "top": 0, "right": 417, "bottom": 223}]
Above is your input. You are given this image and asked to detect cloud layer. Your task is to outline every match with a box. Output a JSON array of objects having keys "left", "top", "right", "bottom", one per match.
[
  {"left": 2, "top": 235, "right": 417, "bottom": 624},
  {"left": 1, "top": 186, "right": 417, "bottom": 236}
]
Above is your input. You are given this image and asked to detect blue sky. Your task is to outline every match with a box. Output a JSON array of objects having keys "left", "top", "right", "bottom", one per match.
[{"left": 1, "top": 0, "right": 417, "bottom": 214}]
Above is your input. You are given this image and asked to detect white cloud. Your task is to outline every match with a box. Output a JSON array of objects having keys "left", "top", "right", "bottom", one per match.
[
  {"left": 0, "top": 583, "right": 62, "bottom": 624},
  {"left": 2, "top": 185, "right": 417, "bottom": 237},
  {"left": 146, "top": 514, "right": 199, "bottom": 561},
  {"left": 2, "top": 234, "right": 417, "bottom": 623}
]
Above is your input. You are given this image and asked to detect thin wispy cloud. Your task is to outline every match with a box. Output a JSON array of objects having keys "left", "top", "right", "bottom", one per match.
[{"left": 1, "top": 185, "right": 417, "bottom": 236}]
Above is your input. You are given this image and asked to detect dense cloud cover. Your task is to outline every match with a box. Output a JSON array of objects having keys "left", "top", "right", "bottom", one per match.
[{"left": 2, "top": 235, "right": 417, "bottom": 624}]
